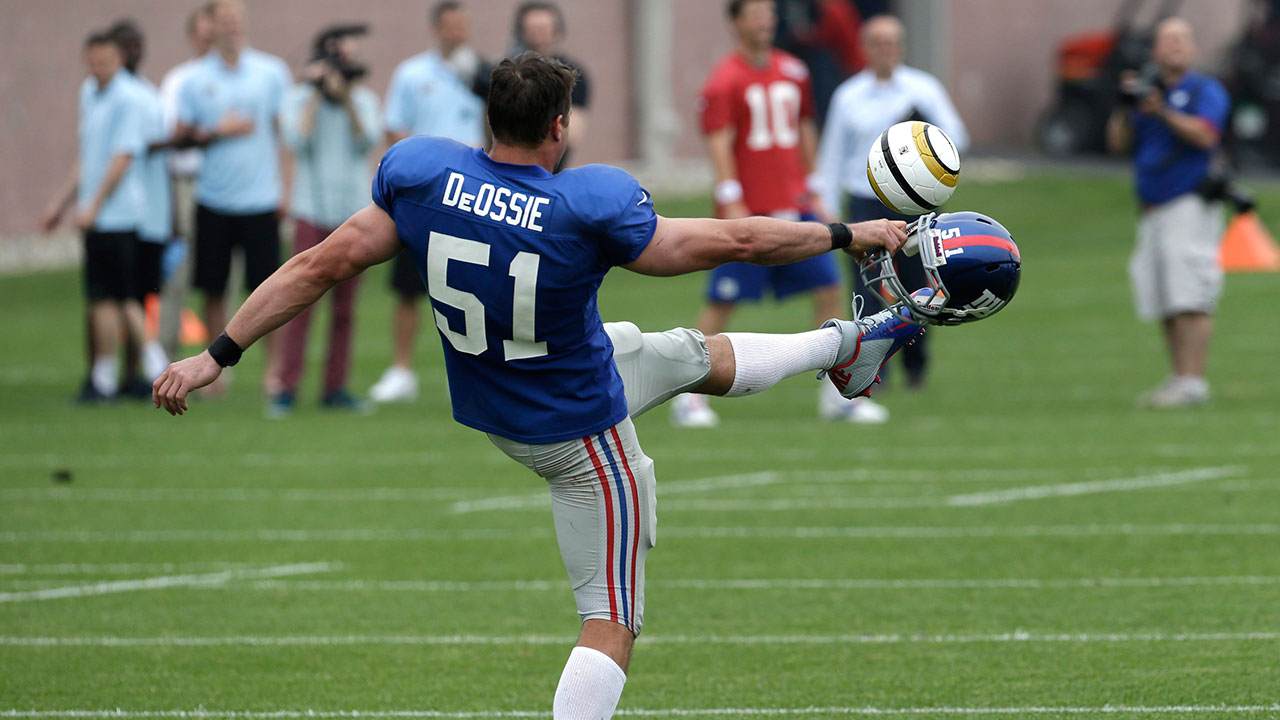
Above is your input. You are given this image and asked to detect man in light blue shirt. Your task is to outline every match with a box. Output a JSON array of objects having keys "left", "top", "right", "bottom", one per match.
[
  {"left": 271, "top": 25, "right": 382, "bottom": 416},
  {"left": 815, "top": 14, "right": 969, "bottom": 418},
  {"left": 370, "top": 0, "right": 489, "bottom": 404},
  {"left": 109, "top": 19, "right": 172, "bottom": 398},
  {"left": 41, "top": 32, "right": 148, "bottom": 402},
  {"left": 174, "top": 0, "right": 291, "bottom": 396}
]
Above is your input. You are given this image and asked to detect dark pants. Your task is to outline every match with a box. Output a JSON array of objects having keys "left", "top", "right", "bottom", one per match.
[
  {"left": 193, "top": 205, "right": 280, "bottom": 294},
  {"left": 847, "top": 196, "right": 929, "bottom": 386},
  {"left": 277, "top": 219, "right": 361, "bottom": 395}
]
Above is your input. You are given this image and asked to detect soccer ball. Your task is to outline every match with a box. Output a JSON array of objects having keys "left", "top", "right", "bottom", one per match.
[{"left": 866, "top": 121, "right": 960, "bottom": 216}]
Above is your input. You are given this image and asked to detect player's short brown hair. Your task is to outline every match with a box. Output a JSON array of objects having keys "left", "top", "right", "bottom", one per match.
[
  {"left": 487, "top": 51, "right": 579, "bottom": 149},
  {"left": 727, "top": 0, "right": 772, "bottom": 19}
]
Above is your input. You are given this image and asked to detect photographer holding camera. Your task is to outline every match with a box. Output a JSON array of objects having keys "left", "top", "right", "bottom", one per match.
[
  {"left": 1106, "top": 17, "right": 1231, "bottom": 409},
  {"left": 269, "top": 24, "right": 380, "bottom": 416}
]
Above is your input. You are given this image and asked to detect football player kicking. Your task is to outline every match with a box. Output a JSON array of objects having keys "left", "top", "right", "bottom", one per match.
[{"left": 154, "top": 52, "right": 923, "bottom": 720}]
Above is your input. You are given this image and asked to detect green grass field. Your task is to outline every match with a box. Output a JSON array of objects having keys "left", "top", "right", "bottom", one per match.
[{"left": 2, "top": 170, "right": 1280, "bottom": 719}]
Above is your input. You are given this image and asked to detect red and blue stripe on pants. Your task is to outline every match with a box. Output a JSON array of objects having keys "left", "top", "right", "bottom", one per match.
[{"left": 582, "top": 427, "right": 641, "bottom": 632}]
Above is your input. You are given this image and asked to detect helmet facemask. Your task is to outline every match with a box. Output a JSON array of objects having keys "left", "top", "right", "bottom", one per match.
[{"left": 858, "top": 213, "right": 956, "bottom": 326}]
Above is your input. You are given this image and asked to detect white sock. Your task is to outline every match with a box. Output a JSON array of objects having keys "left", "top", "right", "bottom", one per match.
[
  {"left": 91, "top": 356, "right": 118, "bottom": 396},
  {"left": 142, "top": 340, "right": 169, "bottom": 381},
  {"left": 723, "top": 328, "right": 842, "bottom": 397},
  {"left": 553, "top": 646, "right": 627, "bottom": 720}
]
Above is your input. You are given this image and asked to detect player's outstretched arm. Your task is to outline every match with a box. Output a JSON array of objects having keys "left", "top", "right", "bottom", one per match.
[
  {"left": 624, "top": 216, "right": 906, "bottom": 277},
  {"left": 153, "top": 204, "right": 401, "bottom": 415}
]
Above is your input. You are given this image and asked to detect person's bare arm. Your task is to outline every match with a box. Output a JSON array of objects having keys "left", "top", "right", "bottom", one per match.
[
  {"left": 798, "top": 117, "right": 833, "bottom": 222},
  {"left": 1157, "top": 106, "right": 1220, "bottom": 150},
  {"left": 385, "top": 130, "right": 409, "bottom": 146},
  {"left": 153, "top": 204, "right": 401, "bottom": 414},
  {"left": 706, "top": 127, "right": 750, "bottom": 219},
  {"left": 568, "top": 107, "right": 589, "bottom": 150},
  {"left": 276, "top": 115, "right": 292, "bottom": 219},
  {"left": 76, "top": 154, "right": 134, "bottom": 231},
  {"left": 1106, "top": 108, "right": 1132, "bottom": 155},
  {"left": 41, "top": 161, "right": 80, "bottom": 232},
  {"left": 624, "top": 215, "right": 906, "bottom": 277}
]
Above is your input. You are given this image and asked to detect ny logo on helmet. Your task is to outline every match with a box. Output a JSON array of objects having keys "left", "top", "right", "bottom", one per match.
[{"left": 959, "top": 289, "right": 1008, "bottom": 318}]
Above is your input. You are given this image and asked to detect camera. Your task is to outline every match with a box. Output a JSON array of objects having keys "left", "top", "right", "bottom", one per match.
[
  {"left": 310, "top": 24, "right": 368, "bottom": 100},
  {"left": 1119, "top": 64, "right": 1163, "bottom": 106},
  {"left": 1197, "top": 171, "right": 1256, "bottom": 214}
]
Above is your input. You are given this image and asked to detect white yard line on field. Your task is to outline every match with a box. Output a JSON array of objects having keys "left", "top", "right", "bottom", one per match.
[
  {"left": 454, "top": 466, "right": 1248, "bottom": 513},
  {"left": 0, "top": 563, "right": 257, "bottom": 575},
  {"left": 0, "top": 562, "right": 338, "bottom": 603},
  {"left": 3, "top": 630, "right": 1279, "bottom": 647},
  {"left": 7, "top": 574, "right": 1279, "bottom": 593},
  {"left": 448, "top": 472, "right": 782, "bottom": 513},
  {"left": 944, "top": 466, "right": 1244, "bottom": 507},
  {"left": 0, "top": 487, "right": 479, "bottom": 502},
  {"left": 8, "top": 523, "right": 1280, "bottom": 543},
  {"left": 4, "top": 706, "right": 1280, "bottom": 718},
  {"left": 222, "top": 575, "right": 1280, "bottom": 593}
]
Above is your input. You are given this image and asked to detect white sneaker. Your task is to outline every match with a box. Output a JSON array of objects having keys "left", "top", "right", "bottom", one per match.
[
  {"left": 1137, "top": 376, "right": 1209, "bottom": 409},
  {"left": 670, "top": 393, "right": 719, "bottom": 428},
  {"left": 142, "top": 340, "right": 169, "bottom": 382},
  {"left": 369, "top": 366, "right": 419, "bottom": 403},
  {"left": 846, "top": 397, "right": 890, "bottom": 424},
  {"left": 818, "top": 381, "right": 854, "bottom": 421}
]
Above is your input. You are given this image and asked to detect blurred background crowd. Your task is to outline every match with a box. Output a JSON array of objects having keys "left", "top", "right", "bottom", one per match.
[{"left": 5, "top": 0, "right": 1279, "bottom": 416}]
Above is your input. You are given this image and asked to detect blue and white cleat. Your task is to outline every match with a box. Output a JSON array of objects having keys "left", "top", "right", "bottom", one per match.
[{"left": 818, "top": 290, "right": 929, "bottom": 399}]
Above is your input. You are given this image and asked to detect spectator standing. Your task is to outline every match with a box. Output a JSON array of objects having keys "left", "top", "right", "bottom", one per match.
[
  {"left": 815, "top": 14, "right": 968, "bottom": 420},
  {"left": 269, "top": 25, "right": 381, "bottom": 417},
  {"left": 368, "top": 1, "right": 487, "bottom": 404},
  {"left": 109, "top": 19, "right": 172, "bottom": 397},
  {"left": 40, "top": 32, "right": 148, "bottom": 402},
  {"left": 158, "top": 4, "right": 215, "bottom": 357},
  {"left": 775, "top": 0, "right": 864, "bottom": 127},
  {"left": 1106, "top": 18, "right": 1230, "bottom": 408},
  {"left": 670, "top": 0, "right": 845, "bottom": 428},
  {"left": 513, "top": 1, "right": 590, "bottom": 171},
  {"left": 175, "top": 0, "right": 292, "bottom": 397}
]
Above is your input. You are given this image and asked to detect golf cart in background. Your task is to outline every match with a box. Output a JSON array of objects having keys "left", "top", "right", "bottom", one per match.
[{"left": 1037, "top": 0, "right": 1183, "bottom": 158}]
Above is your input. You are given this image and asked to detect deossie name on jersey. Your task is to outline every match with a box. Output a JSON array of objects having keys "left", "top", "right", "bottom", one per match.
[{"left": 441, "top": 171, "right": 553, "bottom": 232}]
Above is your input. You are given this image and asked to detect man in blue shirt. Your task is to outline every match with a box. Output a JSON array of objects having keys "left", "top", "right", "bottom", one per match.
[
  {"left": 175, "top": 0, "right": 291, "bottom": 396},
  {"left": 370, "top": 0, "right": 489, "bottom": 405},
  {"left": 1107, "top": 18, "right": 1230, "bottom": 408},
  {"left": 42, "top": 31, "right": 148, "bottom": 402},
  {"left": 155, "top": 53, "right": 922, "bottom": 718}
]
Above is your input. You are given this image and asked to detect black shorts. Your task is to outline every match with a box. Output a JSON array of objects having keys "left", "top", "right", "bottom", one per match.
[
  {"left": 390, "top": 248, "right": 427, "bottom": 299},
  {"left": 83, "top": 231, "right": 137, "bottom": 301},
  {"left": 133, "top": 238, "right": 165, "bottom": 300},
  {"left": 194, "top": 204, "right": 281, "bottom": 295}
]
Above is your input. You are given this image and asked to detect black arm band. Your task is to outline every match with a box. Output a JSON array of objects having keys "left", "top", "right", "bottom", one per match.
[
  {"left": 208, "top": 332, "right": 244, "bottom": 368},
  {"left": 827, "top": 222, "right": 853, "bottom": 250}
]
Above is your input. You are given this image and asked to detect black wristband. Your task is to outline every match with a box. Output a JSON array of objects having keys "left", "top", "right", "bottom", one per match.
[
  {"left": 208, "top": 332, "right": 244, "bottom": 368},
  {"left": 828, "top": 222, "right": 853, "bottom": 250}
]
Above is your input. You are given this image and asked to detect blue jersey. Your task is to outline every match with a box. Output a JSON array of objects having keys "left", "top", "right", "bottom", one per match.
[
  {"left": 372, "top": 137, "right": 657, "bottom": 443},
  {"left": 1133, "top": 71, "right": 1230, "bottom": 205}
]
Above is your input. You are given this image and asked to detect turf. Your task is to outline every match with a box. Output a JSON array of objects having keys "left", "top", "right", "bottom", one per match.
[{"left": 2, "top": 170, "right": 1279, "bottom": 719}]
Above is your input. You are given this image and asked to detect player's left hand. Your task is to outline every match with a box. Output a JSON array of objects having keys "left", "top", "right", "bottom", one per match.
[
  {"left": 844, "top": 219, "right": 907, "bottom": 257},
  {"left": 153, "top": 351, "right": 222, "bottom": 416}
]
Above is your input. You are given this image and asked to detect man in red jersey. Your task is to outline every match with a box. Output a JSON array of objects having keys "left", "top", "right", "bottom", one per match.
[{"left": 671, "top": 0, "right": 854, "bottom": 427}]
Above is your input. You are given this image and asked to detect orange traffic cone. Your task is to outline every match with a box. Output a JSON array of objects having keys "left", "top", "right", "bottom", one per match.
[
  {"left": 179, "top": 308, "right": 208, "bottom": 346},
  {"left": 1219, "top": 211, "right": 1280, "bottom": 272},
  {"left": 144, "top": 294, "right": 161, "bottom": 339}
]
